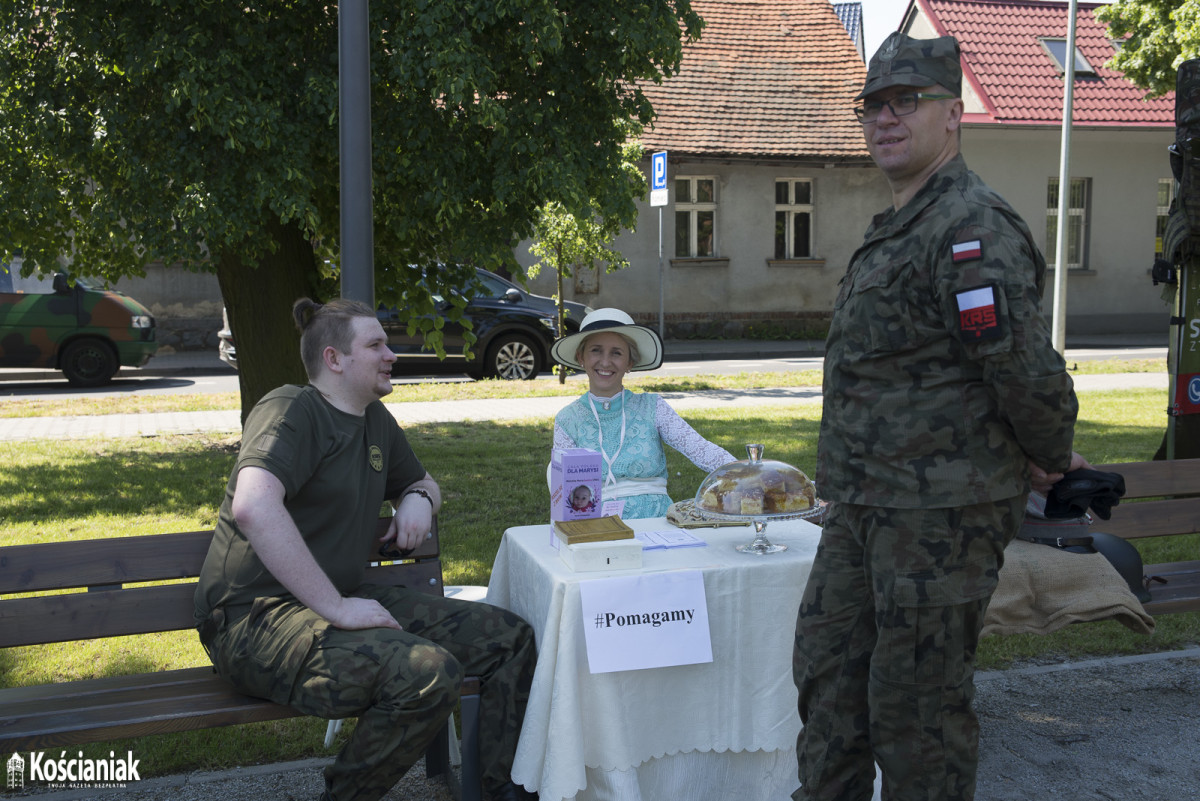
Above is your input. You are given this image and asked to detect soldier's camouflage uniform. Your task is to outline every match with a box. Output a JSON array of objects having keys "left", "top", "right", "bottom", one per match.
[{"left": 794, "top": 154, "right": 1078, "bottom": 800}]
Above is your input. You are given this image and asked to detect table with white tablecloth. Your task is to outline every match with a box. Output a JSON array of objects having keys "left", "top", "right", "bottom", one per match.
[{"left": 484, "top": 516, "right": 823, "bottom": 801}]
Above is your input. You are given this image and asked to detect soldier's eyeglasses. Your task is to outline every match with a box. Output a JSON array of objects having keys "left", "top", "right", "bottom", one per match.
[{"left": 853, "top": 92, "right": 956, "bottom": 123}]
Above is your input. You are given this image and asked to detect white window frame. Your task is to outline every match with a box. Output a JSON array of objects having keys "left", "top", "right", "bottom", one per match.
[
  {"left": 1046, "top": 177, "right": 1091, "bottom": 271},
  {"left": 674, "top": 176, "right": 718, "bottom": 258},
  {"left": 774, "top": 178, "right": 814, "bottom": 259}
]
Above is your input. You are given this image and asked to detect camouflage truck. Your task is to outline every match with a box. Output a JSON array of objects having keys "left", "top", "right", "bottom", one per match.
[{"left": 0, "top": 271, "right": 157, "bottom": 387}]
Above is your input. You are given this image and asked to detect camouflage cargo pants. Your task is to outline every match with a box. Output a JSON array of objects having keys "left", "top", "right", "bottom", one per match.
[
  {"left": 199, "top": 583, "right": 536, "bottom": 801},
  {"left": 793, "top": 497, "right": 1023, "bottom": 801}
]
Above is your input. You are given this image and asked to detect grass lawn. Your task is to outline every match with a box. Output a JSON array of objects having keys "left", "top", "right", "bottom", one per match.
[{"left": 0, "top": 383, "right": 1196, "bottom": 777}]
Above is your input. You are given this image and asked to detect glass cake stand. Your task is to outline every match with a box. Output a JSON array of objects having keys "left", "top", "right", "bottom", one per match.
[{"left": 694, "top": 444, "right": 823, "bottom": 555}]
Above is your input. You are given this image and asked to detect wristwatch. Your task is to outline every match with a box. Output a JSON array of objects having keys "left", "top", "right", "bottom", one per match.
[{"left": 403, "top": 488, "right": 434, "bottom": 507}]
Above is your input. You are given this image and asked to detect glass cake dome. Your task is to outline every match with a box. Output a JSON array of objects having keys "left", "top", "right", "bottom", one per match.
[{"left": 694, "top": 444, "right": 821, "bottom": 554}]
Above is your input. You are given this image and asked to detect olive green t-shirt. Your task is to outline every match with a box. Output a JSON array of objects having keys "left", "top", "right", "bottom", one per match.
[{"left": 194, "top": 385, "right": 425, "bottom": 624}]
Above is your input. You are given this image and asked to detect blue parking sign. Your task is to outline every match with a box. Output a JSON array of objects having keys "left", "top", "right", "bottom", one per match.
[
  {"left": 650, "top": 151, "right": 668, "bottom": 207},
  {"left": 652, "top": 151, "right": 667, "bottom": 190}
]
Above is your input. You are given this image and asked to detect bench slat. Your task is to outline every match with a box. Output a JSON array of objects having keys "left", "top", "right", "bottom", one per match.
[
  {"left": 0, "top": 531, "right": 213, "bottom": 595},
  {"left": 1096, "top": 459, "right": 1200, "bottom": 501},
  {"left": 0, "top": 666, "right": 227, "bottom": 705},
  {"left": 0, "top": 667, "right": 298, "bottom": 751},
  {"left": 0, "top": 519, "right": 440, "bottom": 595},
  {"left": 1, "top": 667, "right": 277, "bottom": 719},
  {"left": 0, "top": 559, "right": 445, "bottom": 649},
  {"left": 0, "top": 583, "right": 200, "bottom": 648},
  {"left": 1093, "top": 497, "right": 1200, "bottom": 540}
]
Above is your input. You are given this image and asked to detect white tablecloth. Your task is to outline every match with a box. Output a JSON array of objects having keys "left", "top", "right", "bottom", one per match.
[{"left": 485, "top": 517, "right": 823, "bottom": 801}]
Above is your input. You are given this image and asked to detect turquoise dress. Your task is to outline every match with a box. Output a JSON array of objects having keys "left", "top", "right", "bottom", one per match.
[{"left": 553, "top": 389, "right": 735, "bottom": 519}]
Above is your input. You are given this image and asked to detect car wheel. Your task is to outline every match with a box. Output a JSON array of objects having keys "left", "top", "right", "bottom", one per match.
[
  {"left": 485, "top": 334, "right": 540, "bottom": 380},
  {"left": 61, "top": 338, "right": 118, "bottom": 387}
]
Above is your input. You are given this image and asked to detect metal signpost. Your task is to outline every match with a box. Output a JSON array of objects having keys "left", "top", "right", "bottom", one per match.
[{"left": 651, "top": 151, "right": 668, "bottom": 338}]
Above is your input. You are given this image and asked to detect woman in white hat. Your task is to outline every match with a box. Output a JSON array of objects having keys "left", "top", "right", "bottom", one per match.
[{"left": 551, "top": 308, "right": 735, "bottom": 519}]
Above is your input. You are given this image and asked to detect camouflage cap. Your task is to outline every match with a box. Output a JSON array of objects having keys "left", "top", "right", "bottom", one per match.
[{"left": 857, "top": 32, "right": 962, "bottom": 100}]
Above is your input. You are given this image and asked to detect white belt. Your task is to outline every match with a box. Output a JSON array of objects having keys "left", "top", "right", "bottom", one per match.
[{"left": 604, "top": 476, "right": 669, "bottom": 500}]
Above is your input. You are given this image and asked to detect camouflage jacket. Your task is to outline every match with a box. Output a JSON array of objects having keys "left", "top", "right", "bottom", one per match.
[{"left": 817, "top": 155, "right": 1078, "bottom": 508}]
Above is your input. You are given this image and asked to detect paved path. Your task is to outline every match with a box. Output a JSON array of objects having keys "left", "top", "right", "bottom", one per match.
[
  {"left": 12, "top": 648, "right": 1200, "bottom": 800},
  {"left": 0, "top": 373, "right": 1169, "bottom": 441}
]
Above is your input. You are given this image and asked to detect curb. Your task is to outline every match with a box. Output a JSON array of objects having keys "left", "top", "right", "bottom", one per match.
[{"left": 975, "top": 644, "right": 1200, "bottom": 682}]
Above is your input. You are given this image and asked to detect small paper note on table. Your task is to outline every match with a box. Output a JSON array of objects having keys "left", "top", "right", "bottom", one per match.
[
  {"left": 579, "top": 570, "right": 712, "bottom": 674},
  {"left": 636, "top": 529, "right": 708, "bottom": 550}
]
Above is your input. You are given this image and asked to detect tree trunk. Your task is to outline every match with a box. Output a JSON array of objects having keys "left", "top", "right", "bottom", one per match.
[{"left": 216, "top": 218, "right": 314, "bottom": 426}]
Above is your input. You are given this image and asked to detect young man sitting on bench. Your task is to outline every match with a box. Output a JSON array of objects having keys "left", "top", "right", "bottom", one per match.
[{"left": 193, "top": 297, "right": 538, "bottom": 801}]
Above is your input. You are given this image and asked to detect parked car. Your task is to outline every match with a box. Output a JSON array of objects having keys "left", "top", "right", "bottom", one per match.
[
  {"left": 218, "top": 268, "right": 591, "bottom": 381},
  {"left": 0, "top": 271, "right": 157, "bottom": 386}
]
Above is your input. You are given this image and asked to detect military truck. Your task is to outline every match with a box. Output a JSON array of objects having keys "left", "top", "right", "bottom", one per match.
[{"left": 0, "top": 271, "right": 157, "bottom": 386}]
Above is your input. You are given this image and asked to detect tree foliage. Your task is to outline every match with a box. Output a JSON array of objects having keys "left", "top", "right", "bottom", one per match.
[
  {"left": 0, "top": 0, "right": 703, "bottom": 418},
  {"left": 527, "top": 145, "right": 638, "bottom": 383},
  {"left": 1099, "top": 0, "right": 1196, "bottom": 96}
]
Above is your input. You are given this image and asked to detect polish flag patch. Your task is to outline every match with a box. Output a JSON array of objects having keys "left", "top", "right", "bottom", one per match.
[
  {"left": 952, "top": 239, "right": 983, "bottom": 262},
  {"left": 955, "top": 284, "right": 1002, "bottom": 341}
]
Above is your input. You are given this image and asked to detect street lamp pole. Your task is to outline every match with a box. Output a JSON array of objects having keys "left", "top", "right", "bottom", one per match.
[{"left": 339, "top": 0, "right": 374, "bottom": 306}]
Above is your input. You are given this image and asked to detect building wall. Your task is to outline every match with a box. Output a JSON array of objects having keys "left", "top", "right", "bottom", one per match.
[
  {"left": 518, "top": 127, "right": 1173, "bottom": 337},
  {"left": 963, "top": 124, "right": 1173, "bottom": 333},
  {"left": 101, "top": 124, "right": 1174, "bottom": 347},
  {"left": 518, "top": 160, "right": 891, "bottom": 336}
]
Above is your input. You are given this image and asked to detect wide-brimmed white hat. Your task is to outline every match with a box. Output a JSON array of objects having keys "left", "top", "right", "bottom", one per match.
[{"left": 551, "top": 308, "right": 663, "bottom": 372}]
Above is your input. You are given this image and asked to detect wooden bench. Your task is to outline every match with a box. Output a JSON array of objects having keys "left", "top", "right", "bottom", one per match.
[
  {"left": 1094, "top": 459, "right": 1200, "bottom": 615},
  {"left": 0, "top": 517, "right": 481, "bottom": 801}
]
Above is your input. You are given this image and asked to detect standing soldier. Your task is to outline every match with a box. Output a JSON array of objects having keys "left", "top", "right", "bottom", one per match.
[{"left": 793, "top": 33, "right": 1085, "bottom": 801}]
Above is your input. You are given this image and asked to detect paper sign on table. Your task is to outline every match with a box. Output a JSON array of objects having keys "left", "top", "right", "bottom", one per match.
[
  {"left": 579, "top": 570, "right": 712, "bottom": 674},
  {"left": 636, "top": 529, "right": 708, "bottom": 550}
]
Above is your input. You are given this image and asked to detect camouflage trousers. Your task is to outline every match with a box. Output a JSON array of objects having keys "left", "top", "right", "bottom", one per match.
[
  {"left": 198, "top": 583, "right": 536, "bottom": 801},
  {"left": 792, "top": 497, "right": 1023, "bottom": 801}
]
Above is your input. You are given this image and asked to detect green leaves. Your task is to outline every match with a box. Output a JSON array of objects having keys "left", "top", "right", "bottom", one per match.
[
  {"left": 1098, "top": 0, "right": 1192, "bottom": 97},
  {"left": 0, "top": 0, "right": 702, "bottom": 399}
]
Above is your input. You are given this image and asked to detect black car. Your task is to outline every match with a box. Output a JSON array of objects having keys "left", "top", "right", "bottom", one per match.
[{"left": 218, "top": 268, "right": 591, "bottom": 381}]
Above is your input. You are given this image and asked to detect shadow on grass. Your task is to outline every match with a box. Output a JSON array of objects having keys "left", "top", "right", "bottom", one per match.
[{"left": 0, "top": 434, "right": 238, "bottom": 528}]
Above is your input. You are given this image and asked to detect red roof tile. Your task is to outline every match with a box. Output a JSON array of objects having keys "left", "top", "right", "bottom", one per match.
[
  {"left": 639, "top": 0, "right": 871, "bottom": 161},
  {"left": 918, "top": 0, "right": 1173, "bottom": 126}
]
